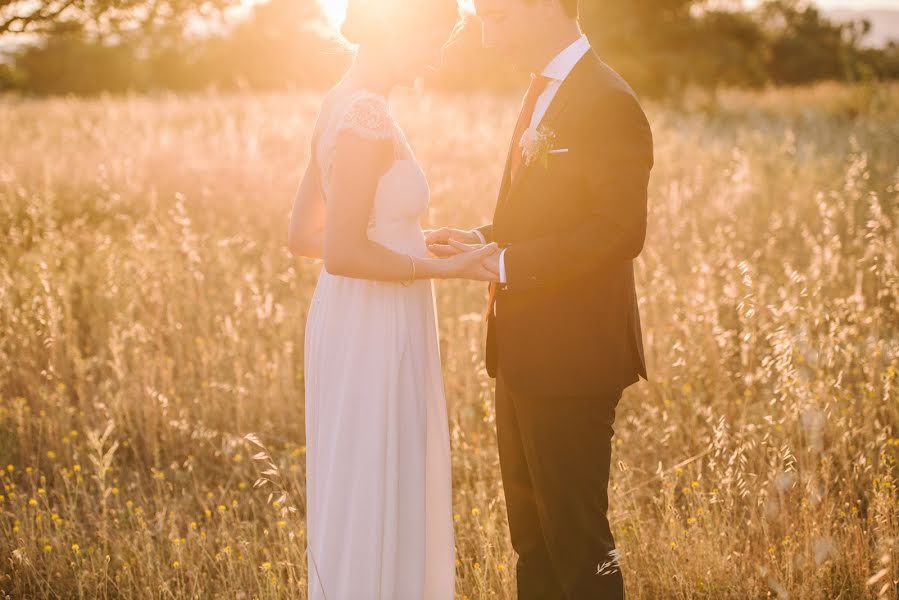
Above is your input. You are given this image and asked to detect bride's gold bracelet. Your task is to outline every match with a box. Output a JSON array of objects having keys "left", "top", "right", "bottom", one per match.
[{"left": 401, "top": 255, "right": 416, "bottom": 287}]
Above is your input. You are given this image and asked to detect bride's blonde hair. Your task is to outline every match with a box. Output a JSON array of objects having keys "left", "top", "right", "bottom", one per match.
[{"left": 341, "top": 0, "right": 463, "bottom": 51}]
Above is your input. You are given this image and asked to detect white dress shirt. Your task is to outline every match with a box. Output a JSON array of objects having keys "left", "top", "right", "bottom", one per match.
[{"left": 473, "top": 34, "right": 592, "bottom": 284}]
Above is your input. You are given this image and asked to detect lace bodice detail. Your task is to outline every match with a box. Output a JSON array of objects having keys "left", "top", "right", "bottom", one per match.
[
  {"left": 336, "top": 92, "right": 394, "bottom": 140},
  {"left": 311, "top": 87, "right": 430, "bottom": 257},
  {"left": 314, "top": 89, "right": 409, "bottom": 188}
]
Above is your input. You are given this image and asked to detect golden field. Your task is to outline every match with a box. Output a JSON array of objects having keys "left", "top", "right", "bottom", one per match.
[{"left": 0, "top": 83, "right": 897, "bottom": 599}]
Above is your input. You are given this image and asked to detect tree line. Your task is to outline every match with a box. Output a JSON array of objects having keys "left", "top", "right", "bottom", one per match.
[{"left": 1, "top": 0, "right": 897, "bottom": 97}]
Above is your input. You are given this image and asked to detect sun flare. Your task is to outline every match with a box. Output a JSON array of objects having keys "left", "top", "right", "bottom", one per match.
[
  {"left": 316, "top": 0, "right": 473, "bottom": 32},
  {"left": 317, "top": 0, "right": 347, "bottom": 30}
]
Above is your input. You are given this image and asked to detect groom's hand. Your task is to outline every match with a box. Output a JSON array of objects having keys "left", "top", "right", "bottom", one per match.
[
  {"left": 446, "top": 239, "right": 500, "bottom": 280},
  {"left": 481, "top": 249, "right": 501, "bottom": 277},
  {"left": 425, "top": 227, "right": 482, "bottom": 257},
  {"left": 436, "top": 242, "right": 500, "bottom": 281}
]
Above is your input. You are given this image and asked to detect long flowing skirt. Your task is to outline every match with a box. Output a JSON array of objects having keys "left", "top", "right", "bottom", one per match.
[{"left": 304, "top": 268, "right": 455, "bottom": 600}]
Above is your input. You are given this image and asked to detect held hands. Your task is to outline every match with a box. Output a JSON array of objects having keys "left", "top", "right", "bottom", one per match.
[
  {"left": 424, "top": 228, "right": 482, "bottom": 257},
  {"left": 466, "top": 241, "right": 501, "bottom": 278},
  {"left": 423, "top": 228, "right": 500, "bottom": 281},
  {"left": 443, "top": 242, "right": 500, "bottom": 281}
]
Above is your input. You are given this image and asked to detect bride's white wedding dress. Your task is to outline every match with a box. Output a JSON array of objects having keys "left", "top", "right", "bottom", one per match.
[{"left": 303, "top": 86, "right": 455, "bottom": 600}]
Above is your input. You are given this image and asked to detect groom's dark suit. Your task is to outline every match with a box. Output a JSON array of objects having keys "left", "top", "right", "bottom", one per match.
[{"left": 477, "top": 47, "right": 653, "bottom": 599}]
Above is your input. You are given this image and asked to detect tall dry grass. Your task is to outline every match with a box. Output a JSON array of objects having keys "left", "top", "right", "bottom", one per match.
[{"left": 0, "top": 82, "right": 897, "bottom": 598}]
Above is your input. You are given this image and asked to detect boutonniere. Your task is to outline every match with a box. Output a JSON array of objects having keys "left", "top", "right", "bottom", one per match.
[{"left": 519, "top": 124, "right": 557, "bottom": 169}]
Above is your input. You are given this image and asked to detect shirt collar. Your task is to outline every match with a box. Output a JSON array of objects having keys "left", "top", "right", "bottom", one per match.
[{"left": 540, "top": 34, "right": 591, "bottom": 82}]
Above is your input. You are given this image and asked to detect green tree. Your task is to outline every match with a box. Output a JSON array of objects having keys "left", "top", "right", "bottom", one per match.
[
  {"left": 12, "top": 21, "right": 143, "bottom": 94},
  {"left": 4, "top": 0, "right": 897, "bottom": 96},
  {"left": 0, "top": 0, "right": 233, "bottom": 36},
  {"left": 580, "top": 0, "right": 707, "bottom": 95},
  {"left": 192, "top": 0, "right": 349, "bottom": 90},
  {"left": 759, "top": 0, "right": 862, "bottom": 84}
]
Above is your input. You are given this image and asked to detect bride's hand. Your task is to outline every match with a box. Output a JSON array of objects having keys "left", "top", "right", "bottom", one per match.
[
  {"left": 425, "top": 227, "right": 482, "bottom": 257},
  {"left": 439, "top": 242, "right": 500, "bottom": 281}
]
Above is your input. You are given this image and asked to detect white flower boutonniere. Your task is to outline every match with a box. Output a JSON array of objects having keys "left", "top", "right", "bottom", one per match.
[{"left": 519, "top": 124, "right": 556, "bottom": 169}]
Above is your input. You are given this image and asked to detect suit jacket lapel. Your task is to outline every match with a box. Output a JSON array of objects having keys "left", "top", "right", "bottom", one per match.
[
  {"left": 495, "top": 128, "right": 517, "bottom": 207},
  {"left": 494, "top": 52, "right": 595, "bottom": 219}
]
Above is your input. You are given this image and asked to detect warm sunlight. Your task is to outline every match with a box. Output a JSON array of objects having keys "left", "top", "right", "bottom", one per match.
[
  {"left": 316, "top": 0, "right": 347, "bottom": 29},
  {"left": 3, "top": 0, "right": 898, "bottom": 597},
  {"left": 315, "top": 0, "right": 474, "bottom": 32}
]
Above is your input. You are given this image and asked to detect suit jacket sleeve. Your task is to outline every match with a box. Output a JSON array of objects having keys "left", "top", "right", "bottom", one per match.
[
  {"left": 502, "top": 89, "right": 653, "bottom": 291},
  {"left": 476, "top": 224, "right": 494, "bottom": 244}
]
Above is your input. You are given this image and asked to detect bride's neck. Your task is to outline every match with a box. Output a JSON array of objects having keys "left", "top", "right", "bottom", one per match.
[{"left": 343, "top": 50, "right": 395, "bottom": 97}]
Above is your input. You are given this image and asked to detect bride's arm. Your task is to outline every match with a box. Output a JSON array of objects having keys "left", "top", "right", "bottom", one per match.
[
  {"left": 325, "top": 130, "right": 497, "bottom": 282},
  {"left": 287, "top": 163, "right": 325, "bottom": 259}
]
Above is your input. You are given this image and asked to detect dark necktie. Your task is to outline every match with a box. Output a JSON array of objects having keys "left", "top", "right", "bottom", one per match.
[
  {"left": 508, "top": 74, "right": 553, "bottom": 184},
  {"left": 486, "top": 73, "right": 554, "bottom": 320}
]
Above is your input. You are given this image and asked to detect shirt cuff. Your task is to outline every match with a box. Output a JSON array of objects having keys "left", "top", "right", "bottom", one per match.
[
  {"left": 472, "top": 229, "right": 486, "bottom": 245},
  {"left": 499, "top": 249, "right": 507, "bottom": 284}
]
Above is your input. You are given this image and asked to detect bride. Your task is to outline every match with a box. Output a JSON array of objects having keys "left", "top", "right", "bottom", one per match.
[{"left": 287, "top": 1, "right": 499, "bottom": 598}]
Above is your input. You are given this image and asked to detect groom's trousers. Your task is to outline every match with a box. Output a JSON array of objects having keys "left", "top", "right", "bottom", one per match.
[{"left": 495, "top": 369, "right": 625, "bottom": 600}]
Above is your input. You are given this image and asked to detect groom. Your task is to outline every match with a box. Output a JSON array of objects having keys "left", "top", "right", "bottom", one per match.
[{"left": 428, "top": 1, "right": 653, "bottom": 598}]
